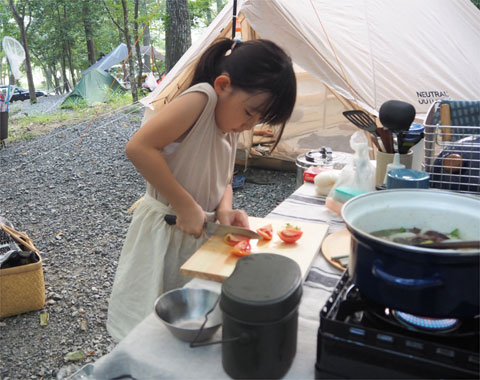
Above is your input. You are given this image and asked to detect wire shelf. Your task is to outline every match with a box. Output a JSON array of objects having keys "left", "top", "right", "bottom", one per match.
[{"left": 422, "top": 102, "right": 480, "bottom": 195}]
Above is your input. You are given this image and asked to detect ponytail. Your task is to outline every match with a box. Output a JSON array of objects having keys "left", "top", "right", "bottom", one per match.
[
  {"left": 190, "top": 39, "right": 233, "bottom": 87},
  {"left": 190, "top": 37, "right": 296, "bottom": 129}
]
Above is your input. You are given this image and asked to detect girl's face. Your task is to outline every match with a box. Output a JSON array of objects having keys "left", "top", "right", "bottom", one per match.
[{"left": 214, "top": 75, "right": 270, "bottom": 134}]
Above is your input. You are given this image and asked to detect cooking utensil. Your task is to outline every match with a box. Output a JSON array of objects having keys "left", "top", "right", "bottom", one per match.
[
  {"left": 342, "top": 189, "right": 480, "bottom": 318},
  {"left": 154, "top": 288, "right": 222, "bottom": 343},
  {"left": 343, "top": 110, "right": 386, "bottom": 152},
  {"left": 180, "top": 216, "right": 328, "bottom": 282},
  {"left": 379, "top": 100, "right": 416, "bottom": 153},
  {"left": 398, "top": 131, "right": 424, "bottom": 154},
  {"left": 221, "top": 254, "right": 302, "bottom": 379},
  {"left": 376, "top": 126, "right": 394, "bottom": 153},
  {"left": 164, "top": 214, "right": 261, "bottom": 239},
  {"left": 414, "top": 240, "right": 480, "bottom": 250}
]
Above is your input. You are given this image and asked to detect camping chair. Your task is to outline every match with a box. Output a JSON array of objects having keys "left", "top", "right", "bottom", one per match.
[{"left": 429, "top": 100, "right": 480, "bottom": 142}]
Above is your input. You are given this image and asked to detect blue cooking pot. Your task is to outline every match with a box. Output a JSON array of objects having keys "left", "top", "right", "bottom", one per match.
[{"left": 341, "top": 189, "right": 480, "bottom": 318}]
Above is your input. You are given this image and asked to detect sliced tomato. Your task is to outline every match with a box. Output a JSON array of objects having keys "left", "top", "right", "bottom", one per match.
[
  {"left": 231, "top": 240, "right": 252, "bottom": 257},
  {"left": 278, "top": 224, "right": 303, "bottom": 244},
  {"left": 256, "top": 224, "right": 273, "bottom": 240},
  {"left": 224, "top": 233, "right": 250, "bottom": 247}
]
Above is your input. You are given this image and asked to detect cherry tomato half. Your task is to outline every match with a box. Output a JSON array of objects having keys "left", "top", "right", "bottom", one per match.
[
  {"left": 231, "top": 239, "right": 252, "bottom": 257},
  {"left": 278, "top": 225, "right": 303, "bottom": 244},
  {"left": 256, "top": 224, "right": 273, "bottom": 240},
  {"left": 224, "top": 233, "right": 250, "bottom": 247}
]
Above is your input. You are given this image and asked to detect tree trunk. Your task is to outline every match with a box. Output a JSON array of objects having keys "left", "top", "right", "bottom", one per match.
[
  {"left": 66, "top": 41, "right": 76, "bottom": 87},
  {"left": 82, "top": 1, "right": 97, "bottom": 65},
  {"left": 60, "top": 55, "right": 70, "bottom": 93},
  {"left": 165, "top": 0, "right": 191, "bottom": 73},
  {"left": 141, "top": 0, "right": 151, "bottom": 72},
  {"left": 8, "top": 0, "right": 37, "bottom": 103},
  {"left": 43, "top": 68, "right": 53, "bottom": 93},
  {"left": 134, "top": 0, "right": 143, "bottom": 90},
  {"left": 121, "top": 0, "right": 138, "bottom": 102},
  {"left": 62, "top": 6, "right": 76, "bottom": 87},
  {"left": 31, "top": 49, "right": 54, "bottom": 92},
  {"left": 51, "top": 65, "right": 61, "bottom": 95}
]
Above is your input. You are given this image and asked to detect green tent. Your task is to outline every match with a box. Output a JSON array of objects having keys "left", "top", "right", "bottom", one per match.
[{"left": 61, "top": 68, "right": 126, "bottom": 106}]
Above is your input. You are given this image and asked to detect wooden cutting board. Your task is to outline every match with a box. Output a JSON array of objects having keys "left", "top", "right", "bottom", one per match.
[{"left": 180, "top": 216, "right": 329, "bottom": 282}]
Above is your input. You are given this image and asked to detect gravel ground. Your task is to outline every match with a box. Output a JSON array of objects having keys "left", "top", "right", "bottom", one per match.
[
  {"left": 0, "top": 101, "right": 296, "bottom": 379},
  {"left": 8, "top": 94, "right": 69, "bottom": 120}
]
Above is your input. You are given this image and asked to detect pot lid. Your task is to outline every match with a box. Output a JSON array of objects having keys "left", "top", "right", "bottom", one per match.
[{"left": 220, "top": 254, "right": 302, "bottom": 323}]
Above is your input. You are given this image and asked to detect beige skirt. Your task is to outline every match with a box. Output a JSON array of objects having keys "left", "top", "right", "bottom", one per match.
[{"left": 106, "top": 193, "right": 210, "bottom": 342}]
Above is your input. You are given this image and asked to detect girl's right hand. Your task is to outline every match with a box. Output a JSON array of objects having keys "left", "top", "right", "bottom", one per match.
[{"left": 174, "top": 203, "right": 206, "bottom": 238}]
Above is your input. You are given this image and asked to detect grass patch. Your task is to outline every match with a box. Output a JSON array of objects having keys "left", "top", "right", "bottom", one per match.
[{"left": 7, "top": 92, "right": 134, "bottom": 142}]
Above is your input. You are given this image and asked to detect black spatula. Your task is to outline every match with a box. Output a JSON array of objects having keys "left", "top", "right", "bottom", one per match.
[{"left": 343, "top": 110, "right": 386, "bottom": 152}]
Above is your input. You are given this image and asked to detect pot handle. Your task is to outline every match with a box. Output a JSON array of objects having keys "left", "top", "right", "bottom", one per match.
[{"left": 372, "top": 261, "right": 443, "bottom": 289}]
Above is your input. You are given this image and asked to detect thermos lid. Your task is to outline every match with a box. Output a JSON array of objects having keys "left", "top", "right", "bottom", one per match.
[{"left": 220, "top": 254, "right": 302, "bottom": 323}]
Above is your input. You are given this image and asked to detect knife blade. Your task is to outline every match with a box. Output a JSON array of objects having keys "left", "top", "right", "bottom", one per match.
[{"left": 164, "top": 214, "right": 262, "bottom": 239}]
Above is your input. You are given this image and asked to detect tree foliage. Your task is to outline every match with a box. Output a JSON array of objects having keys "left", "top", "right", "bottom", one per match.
[{"left": 0, "top": 0, "right": 227, "bottom": 102}]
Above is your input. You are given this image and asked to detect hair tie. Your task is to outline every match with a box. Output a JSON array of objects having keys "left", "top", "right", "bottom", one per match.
[{"left": 225, "top": 39, "right": 241, "bottom": 56}]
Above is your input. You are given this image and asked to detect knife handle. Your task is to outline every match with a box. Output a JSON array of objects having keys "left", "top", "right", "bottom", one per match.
[{"left": 164, "top": 214, "right": 177, "bottom": 225}]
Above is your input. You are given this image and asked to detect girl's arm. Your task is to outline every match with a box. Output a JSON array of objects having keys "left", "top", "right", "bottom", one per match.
[
  {"left": 125, "top": 92, "right": 208, "bottom": 237},
  {"left": 215, "top": 181, "right": 250, "bottom": 229}
]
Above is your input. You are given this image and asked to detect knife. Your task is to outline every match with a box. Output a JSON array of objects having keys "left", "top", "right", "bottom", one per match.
[{"left": 164, "top": 214, "right": 262, "bottom": 239}]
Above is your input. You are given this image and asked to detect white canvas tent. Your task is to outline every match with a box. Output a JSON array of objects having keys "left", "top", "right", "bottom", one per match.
[{"left": 141, "top": 0, "right": 480, "bottom": 164}]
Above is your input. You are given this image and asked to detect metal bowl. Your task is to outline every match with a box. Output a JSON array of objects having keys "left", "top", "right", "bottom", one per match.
[{"left": 154, "top": 288, "right": 222, "bottom": 343}]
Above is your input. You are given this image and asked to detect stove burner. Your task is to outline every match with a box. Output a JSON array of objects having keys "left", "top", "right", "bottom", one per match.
[
  {"left": 393, "top": 310, "right": 460, "bottom": 332},
  {"left": 316, "top": 272, "right": 480, "bottom": 380}
]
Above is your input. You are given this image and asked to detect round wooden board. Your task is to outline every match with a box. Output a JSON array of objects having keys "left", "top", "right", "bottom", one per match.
[{"left": 321, "top": 228, "right": 351, "bottom": 270}]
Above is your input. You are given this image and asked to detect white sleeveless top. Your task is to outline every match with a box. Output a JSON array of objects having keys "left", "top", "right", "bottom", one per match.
[{"left": 146, "top": 83, "right": 238, "bottom": 212}]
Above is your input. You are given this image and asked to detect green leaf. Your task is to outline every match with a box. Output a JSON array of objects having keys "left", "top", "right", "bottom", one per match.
[
  {"left": 450, "top": 228, "right": 460, "bottom": 238},
  {"left": 64, "top": 350, "right": 87, "bottom": 362},
  {"left": 40, "top": 312, "right": 49, "bottom": 326}
]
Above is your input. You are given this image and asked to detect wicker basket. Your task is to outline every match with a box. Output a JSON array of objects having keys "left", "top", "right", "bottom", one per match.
[{"left": 0, "top": 224, "right": 45, "bottom": 318}]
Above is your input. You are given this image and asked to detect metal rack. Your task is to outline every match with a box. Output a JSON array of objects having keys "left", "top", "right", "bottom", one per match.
[{"left": 422, "top": 101, "right": 480, "bottom": 195}]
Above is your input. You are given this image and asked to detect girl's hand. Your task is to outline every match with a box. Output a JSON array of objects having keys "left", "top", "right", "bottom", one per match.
[
  {"left": 175, "top": 203, "right": 206, "bottom": 238},
  {"left": 216, "top": 209, "right": 250, "bottom": 229}
]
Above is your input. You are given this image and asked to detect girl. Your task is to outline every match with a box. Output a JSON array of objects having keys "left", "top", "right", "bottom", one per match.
[{"left": 107, "top": 38, "right": 297, "bottom": 342}]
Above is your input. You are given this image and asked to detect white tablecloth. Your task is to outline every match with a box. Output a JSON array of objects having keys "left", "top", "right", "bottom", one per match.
[{"left": 91, "top": 183, "right": 345, "bottom": 379}]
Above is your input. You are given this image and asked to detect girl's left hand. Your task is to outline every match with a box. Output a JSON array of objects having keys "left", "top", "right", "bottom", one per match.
[{"left": 216, "top": 209, "right": 249, "bottom": 229}]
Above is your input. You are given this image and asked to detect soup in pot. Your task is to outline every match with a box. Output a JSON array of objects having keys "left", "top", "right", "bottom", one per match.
[{"left": 370, "top": 227, "right": 460, "bottom": 246}]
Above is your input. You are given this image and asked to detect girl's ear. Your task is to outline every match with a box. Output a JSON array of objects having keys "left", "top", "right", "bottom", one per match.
[{"left": 213, "top": 75, "right": 232, "bottom": 95}]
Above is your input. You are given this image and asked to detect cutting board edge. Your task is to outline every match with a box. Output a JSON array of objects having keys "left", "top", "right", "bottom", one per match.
[{"left": 180, "top": 268, "right": 228, "bottom": 283}]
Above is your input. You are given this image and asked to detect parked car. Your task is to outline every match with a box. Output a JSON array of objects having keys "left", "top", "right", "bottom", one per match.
[{"left": 0, "top": 85, "right": 48, "bottom": 102}]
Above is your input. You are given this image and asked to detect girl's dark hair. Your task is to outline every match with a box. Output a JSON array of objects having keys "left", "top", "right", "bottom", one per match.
[{"left": 190, "top": 38, "right": 297, "bottom": 129}]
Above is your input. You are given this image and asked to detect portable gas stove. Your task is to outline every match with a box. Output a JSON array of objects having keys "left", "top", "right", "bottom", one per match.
[{"left": 316, "top": 271, "right": 480, "bottom": 379}]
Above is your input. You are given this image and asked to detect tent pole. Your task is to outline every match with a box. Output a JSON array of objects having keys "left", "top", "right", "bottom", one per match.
[
  {"left": 151, "top": 46, "right": 154, "bottom": 74},
  {"left": 232, "top": 0, "right": 237, "bottom": 39}
]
